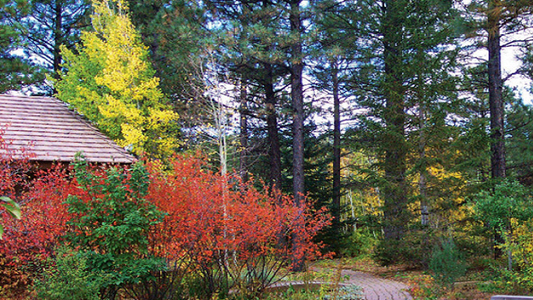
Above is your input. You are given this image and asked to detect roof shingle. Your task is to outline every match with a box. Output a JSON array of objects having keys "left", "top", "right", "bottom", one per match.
[{"left": 0, "top": 94, "right": 136, "bottom": 164}]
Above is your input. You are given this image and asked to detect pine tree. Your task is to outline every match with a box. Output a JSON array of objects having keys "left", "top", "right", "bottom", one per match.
[
  {"left": 311, "top": 0, "right": 360, "bottom": 250},
  {"left": 203, "top": 0, "right": 316, "bottom": 269},
  {"left": 343, "top": 0, "right": 459, "bottom": 261},
  {"left": 463, "top": 0, "right": 533, "bottom": 181},
  {"left": 504, "top": 90, "right": 533, "bottom": 184},
  {"left": 126, "top": 0, "right": 207, "bottom": 106},
  {"left": 0, "top": 0, "right": 42, "bottom": 92},
  {"left": 461, "top": 0, "right": 533, "bottom": 258},
  {"left": 204, "top": 0, "right": 289, "bottom": 191},
  {"left": 13, "top": 0, "right": 90, "bottom": 84}
]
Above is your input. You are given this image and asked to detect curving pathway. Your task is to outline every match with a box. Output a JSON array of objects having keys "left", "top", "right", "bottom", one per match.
[
  {"left": 269, "top": 268, "right": 413, "bottom": 300},
  {"left": 342, "top": 269, "right": 413, "bottom": 300}
]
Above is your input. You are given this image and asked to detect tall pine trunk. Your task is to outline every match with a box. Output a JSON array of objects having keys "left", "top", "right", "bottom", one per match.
[
  {"left": 239, "top": 76, "right": 249, "bottom": 183},
  {"left": 264, "top": 62, "right": 283, "bottom": 191},
  {"left": 290, "top": 0, "right": 305, "bottom": 271},
  {"left": 53, "top": 1, "right": 64, "bottom": 80},
  {"left": 381, "top": 0, "right": 408, "bottom": 241},
  {"left": 487, "top": 2, "right": 505, "bottom": 180},
  {"left": 487, "top": 0, "right": 506, "bottom": 260},
  {"left": 332, "top": 61, "right": 342, "bottom": 227},
  {"left": 419, "top": 102, "right": 429, "bottom": 226}
]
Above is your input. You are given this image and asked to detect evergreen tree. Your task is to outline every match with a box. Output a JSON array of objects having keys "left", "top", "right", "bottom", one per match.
[
  {"left": 461, "top": 0, "right": 533, "bottom": 258},
  {"left": 203, "top": 0, "right": 318, "bottom": 269},
  {"left": 463, "top": 0, "right": 533, "bottom": 181},
  {"left": 126, "top": 0, "right": 207, "bottom": 109},
  {"left": 506, "top": 97, "right": 533, "bottom": 185},
  {"left": 14, "top": 0, "right": 90, "bottom": 83},
  {"left": 0, "top": 0, "right": 42, "bottom": 92},
  {"left": 208, "top": 0, "right": 288, "bottom": 190},
  {"left": 311, "top": 0, "right": 361, "bottom": 252},
  {"left": 512, "top": 42, "right": 533, "bottom": 185},
  {"left": 342, "top": 0, "right": 459, "bottom": 262}
]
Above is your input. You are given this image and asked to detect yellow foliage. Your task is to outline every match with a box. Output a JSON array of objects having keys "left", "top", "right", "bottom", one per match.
[
  {"left": 406, "top": 163, "right": 470, "bottom": 229},
  {"left": 508, "top": 219, "right": 533, "bottom": 269},
  {"left": 120, "top": 123, "right": 147, "bottom": 148},
  {"left": 55, "top": 0, "right": 179, "bottom": 158}
]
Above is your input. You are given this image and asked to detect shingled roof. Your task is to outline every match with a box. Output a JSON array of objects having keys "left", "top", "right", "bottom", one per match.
[{"left": 0, "top": 94, "right": 136, "bottom": 164}]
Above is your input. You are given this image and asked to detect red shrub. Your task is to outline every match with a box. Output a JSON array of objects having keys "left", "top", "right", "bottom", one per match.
[
  {"left": 0, "top": 130, "right": 74, "bottom": 297},
  {"left": 0, "top": 126, "right": 33, "bottom": 199},
  {"left": 0, "top": 128, "right": 331, "bottom": 298},
  {"left": 146, "top": 153, "right": 331, "bottom": 270},
  {"left": 0, "top": 165, "right": 74, "bottom": 265}
]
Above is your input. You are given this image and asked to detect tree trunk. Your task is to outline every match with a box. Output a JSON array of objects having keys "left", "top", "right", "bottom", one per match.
[
  {"left": 487, "top": 0, "right": 506, "bottom": 259},
  {"left": 239, "top": 76, "right": 249, "bottom": 183},
  {"left": 419, "top": 170, "right": 429, "bottom": 226},
  {"left": 290, "top": 0, "right": 305, "bottom": 272},
  {"left": 264, "top": 62, "right": 283, "bottom": 191},
  {"left": 53, "top": 1, "right": 63, "bottom": 79},
  {"left": 419, "top": 99, "right": 429, "bottom": 226},
  {"left": 487, "top": 1, "right": 506, "bottom": 180},
  {"left": 332, "top": 61, "right": 342, "bottom": 224},
  {"left": 290, "top": 0, "right": 305, "bottom": 210},
  {"left": 381, "top": 0, "right": 408, "bottom": 241}
]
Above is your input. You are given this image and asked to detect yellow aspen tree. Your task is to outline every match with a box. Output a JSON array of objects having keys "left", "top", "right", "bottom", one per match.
[{"left": 55, "top": 0, "right": 179, "bottom": 158}]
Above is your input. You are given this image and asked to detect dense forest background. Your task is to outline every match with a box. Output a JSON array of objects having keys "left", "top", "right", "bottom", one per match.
[{"left": 3, "top": 0, "right": 533, "bottom": 272}]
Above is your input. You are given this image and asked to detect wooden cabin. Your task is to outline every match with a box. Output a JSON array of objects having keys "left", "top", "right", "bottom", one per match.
[{"left": 0, "top": 94, "right": 136, "bottom": 167}]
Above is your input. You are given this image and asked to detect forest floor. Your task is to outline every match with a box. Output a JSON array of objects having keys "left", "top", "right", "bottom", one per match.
[{"left": 310, "top": 257, "right": 496, "bottom": 300}]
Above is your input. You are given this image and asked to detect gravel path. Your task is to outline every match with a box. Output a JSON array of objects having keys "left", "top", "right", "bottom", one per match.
[{"left": 342, "top": 269, "right": 413, "bottom": 300}]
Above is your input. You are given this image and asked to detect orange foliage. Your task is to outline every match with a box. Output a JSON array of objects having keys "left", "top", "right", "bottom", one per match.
[{"left": 146, "top": 154, "right": 331, "bottom": 268}]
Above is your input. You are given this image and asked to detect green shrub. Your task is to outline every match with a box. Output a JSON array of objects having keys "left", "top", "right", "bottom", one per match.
[
  {"left": 342, "top": 229, "right": 377, "bottom": 258},
  {"left": 65, "top": 157, "right": 166, "bottom": 299},
  {"left": 429, "top": 238, "right": 467, "bottom": 290},
  {"left": 374, "top": 229, "right": 436, "bottom": 267},
  {"left": 374, "top": 239, "right": 406, "bottom": 266},
  {"left": 33, "top": 247, "right": 107, "bottom": 300}
]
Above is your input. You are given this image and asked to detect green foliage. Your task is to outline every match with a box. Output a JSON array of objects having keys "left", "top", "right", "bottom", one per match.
[
  {"left": 485, "top": 267, "right": 533, "bottom": 294},
  {"left": 495, "top": 266, "right": 533, "bottom": 294},
  {"left": 340, "top": 0, "right": 461, "bottom": 249},
  {"left": 65, "top": 155, "right": 165, "bottom": 298},
  {"left": 341, "top": 229, "right": 377, "bottom": 258},
  {"left": 126, "top": 0, "right": 206, "bottom": 105},
  {"left": 482, "top": 217, "right": 533, "bottom": 294},
  {"left": 480, "top": 253, "right": 533, "bottom": 295},
  {"left": 472, "top": 179, "right": 533, "bottom": 232},
  {"left": 429, "top": 238, "right": 467, "bottom": 290},
  {"left": 33, "top": 247, "right": 107, "bottom": 300},
  {"left": 0, "top": 0, "right": 44, "bottom": 92},
  {"left": 56, "top": 0, "right": 180, "bottom": 158},
  {"left": 506, "top": 97, "right": 533, "bottom": 182},
  {"left": 374, "top": 239, "right": 407, "bottom": 267},
  {"left": 0, "top": 196, "right": 21, "bottom": 239},
  {"left": 10, "top": 0, "right": 90, "bottom": 85},
  {"left": 303, "top": 131, "right": 350, "bottom": 255},
  {"left": 374, "top": 228, "right": 437, "bottom": 267}
]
